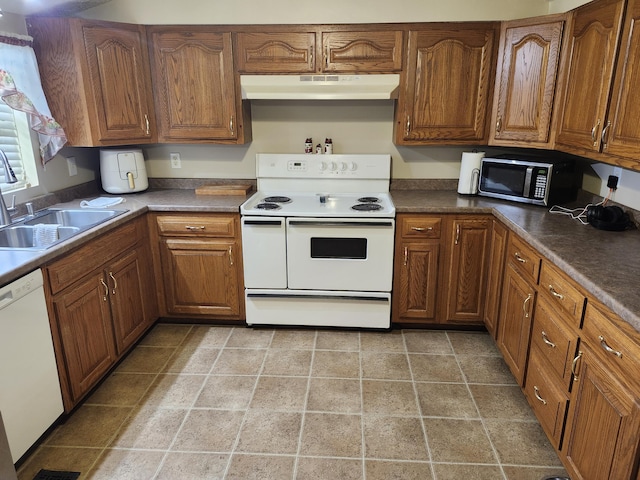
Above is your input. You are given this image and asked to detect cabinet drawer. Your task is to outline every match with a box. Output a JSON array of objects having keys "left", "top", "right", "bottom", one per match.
[
  {"left": 156, "top": 214, "right": 236, "bottom": 237},
  {"left": 530, "top": 296, "right": 578, "bottom": 388},
  {"left": 506, "top": 234, "right": 541, "bottom": 284},
  {"left": 539, "top": 262, "right": 586, "bottom": 326},
  {"left": 525, "top": 346, "right": 569, "bottom": 449},
  {"left": 398, "top": 215, "right": 442, "bottom": 239},
  {"left": 581, "top": 301, "right": 640, "bottom": 389},
  {"left": 46, "top": 219, "right": 142, "bottom": 295}
]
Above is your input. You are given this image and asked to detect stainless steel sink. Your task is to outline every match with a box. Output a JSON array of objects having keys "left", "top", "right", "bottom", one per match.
[{"left": 0, "top": 208, "right": 127, "bottom": 250}]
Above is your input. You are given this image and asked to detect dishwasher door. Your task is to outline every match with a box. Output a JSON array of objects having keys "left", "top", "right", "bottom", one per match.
[{"left": 0, "top": 270, "right": 63, "bottom": 462}]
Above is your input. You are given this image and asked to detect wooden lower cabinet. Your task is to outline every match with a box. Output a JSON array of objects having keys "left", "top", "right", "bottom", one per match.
[
  {"left": 483, "top": 219, "right": 508, "bottom": 338},
  {"left": 45, "top": 217, "right": 157, "bottom": 411},
  {"left": 151, "top": 213, "right": 245, "bottom": 321}
]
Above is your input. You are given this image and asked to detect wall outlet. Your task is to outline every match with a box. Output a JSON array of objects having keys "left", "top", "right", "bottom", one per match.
[
  {"left": 170, "top": 152, "right": 181, "bottom": 169},
  {"left": 66, "top": 156, "right": 77, "bottom": 176}
]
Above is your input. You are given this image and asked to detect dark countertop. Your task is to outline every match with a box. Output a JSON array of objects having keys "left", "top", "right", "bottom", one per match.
[{"left": 1, "top": 187, "right": 638, "bottom": 334}]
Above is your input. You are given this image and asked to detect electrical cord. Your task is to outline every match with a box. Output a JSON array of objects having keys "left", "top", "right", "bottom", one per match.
[{"left": 548, "top": 188, "right": 613, "bottom": 225}]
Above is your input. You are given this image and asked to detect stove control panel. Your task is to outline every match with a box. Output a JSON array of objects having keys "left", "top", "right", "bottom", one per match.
[
  {"left": 257, "top": 153, "right": 390, "bottom": 180},
  {"left": 287, "top": 160, "right": 308, "bottom": 172}
]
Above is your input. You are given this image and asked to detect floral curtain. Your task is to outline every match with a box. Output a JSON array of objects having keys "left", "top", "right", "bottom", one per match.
[{"left": 0, "top": 32, "right": 67, "bottom": 165}]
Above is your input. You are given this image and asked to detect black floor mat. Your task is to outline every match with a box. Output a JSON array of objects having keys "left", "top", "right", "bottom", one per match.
[{"left": 33, "top": 470, "right": 80, "bottom": 480}]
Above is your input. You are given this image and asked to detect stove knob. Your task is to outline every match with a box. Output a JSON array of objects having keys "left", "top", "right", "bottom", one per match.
[
  {"left": 348, "top": 162, "right": 358, "bottom": 171},
  {"left": 340, "top": 162, "right": 348, "bottom": 171},
  {"left": 318, "top": 161, "right": 327, "bottom": 171},
  {"left": 328, "top": 161, "right": 337, "bottom": 171}
]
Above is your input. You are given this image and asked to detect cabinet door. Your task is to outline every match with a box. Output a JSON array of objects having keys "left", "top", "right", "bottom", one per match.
[
  {"left": 81, "top": 22, "right": 156, "bottom": 143},
  {"left": 442, "top": 217, "right": 491, "bottom": 325},
  {"left": 50, "top": 272, "right": 115, "bottom": 406},
  {"left": 235, "top": 32, "right": 316, "bottom": 73},
  {"left": 483, "top": 220, "right": 508, "bottom": 338},
  {"left": 392, "top": 240, "right": 441, "bottom": 324},
  {"left": 108, "top": 248, "right": 155, "bottom": 355},
  {"left": 497, "top": 263, "right": 536, "bottom": 385},
  {"left": 160, "top": 238, "right": 242, "bottom": 318},
  {"left": 555, "top": 0, "right": 625, "bottom": 152},
  {"left": 491, "top": 17, "right": 564, "bottom": 145},
  {"left": 563, "top": 344, "right": 640, "bottom": 480},
  {"left": 603, "top": 0, "right": 640, "bottom": 161},
  {"left": 149, "top": 29, "right": 239, "bottom": 141},
  {"left": 322, "top": 30, "right": 403, "bottom": 72},
  {"left": 397, "top": 24, "right": 497, "bottom": 144}
]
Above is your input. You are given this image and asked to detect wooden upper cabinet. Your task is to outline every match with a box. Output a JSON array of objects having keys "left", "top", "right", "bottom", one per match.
[
  {"left": 396, "top": 23, "right": 499, "bottom": 144},
  {"left": 148, "top": 27, "right": 250, "bottom": 143},
  {"left": 28, "top": 18, "right": 156, "bottom": 146},
  {"left": 234, "top": 28, "right": 403, "bottom": 74},
  {"left": 555, "top": 0, "right": 625, "bottom": 154},
  {"left": 490, "top": 15, "right": 565, "bottom": 146}
]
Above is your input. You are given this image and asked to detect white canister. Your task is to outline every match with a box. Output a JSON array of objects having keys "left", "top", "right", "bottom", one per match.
[{"left": 457, "top": 152, "right": 484, "bottom": 195}]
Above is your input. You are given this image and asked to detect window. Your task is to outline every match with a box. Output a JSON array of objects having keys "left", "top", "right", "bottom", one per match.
[{"left": 0, "top": 100, "right": 38, "bottom": 192}]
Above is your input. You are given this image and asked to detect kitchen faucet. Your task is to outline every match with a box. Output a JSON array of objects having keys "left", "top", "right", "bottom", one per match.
[{"left": 0, "top": 149, "right": 18, "bottom": 227}]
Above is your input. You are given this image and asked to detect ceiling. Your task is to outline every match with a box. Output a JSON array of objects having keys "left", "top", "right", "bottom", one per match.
[{"left": 1, "top": 0, "right": 113, "bottom": 16}]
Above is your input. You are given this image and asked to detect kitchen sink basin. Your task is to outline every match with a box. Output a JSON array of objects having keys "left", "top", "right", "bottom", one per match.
[{"left": 0, "top": 208, "right": 127, "bottom": 250}]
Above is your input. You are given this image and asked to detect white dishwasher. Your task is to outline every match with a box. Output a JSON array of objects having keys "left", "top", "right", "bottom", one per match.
[{"left": 0, "top": 269, "right": 63, "bottom": 462}]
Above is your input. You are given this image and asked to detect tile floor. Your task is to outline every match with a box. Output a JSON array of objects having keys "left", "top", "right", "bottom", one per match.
[{"left": 17, "top": 325, "right": 570, "bottom": 480}]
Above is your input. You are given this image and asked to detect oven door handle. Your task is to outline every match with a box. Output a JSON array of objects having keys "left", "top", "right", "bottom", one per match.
[
  {"left": 247, "top": 293, "right": 389, "bottom": 302},
  {"left": 243, "top": 220, "right": 283, "bottom": 226},
  {"left": 288, "top": 220, "right": 394, "bottom": 227}
]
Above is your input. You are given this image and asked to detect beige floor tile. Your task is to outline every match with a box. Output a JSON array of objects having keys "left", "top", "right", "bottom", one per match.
[
  {"left": 212, "top": 348, "right": 267, "bottom": 375},
  {"left": 296, "top": 457, "right": 363, "bottom": 480},
  {"left": 447, "top": 331, "right": 501, "bottom": 355},
  {"left": 262, "top": 349, "right": 312, "bottom": 376},
  {"left": 115, "top": 345, "right": 176, "bottom": 374},
  {"left": 226, "top": 328, "right": 274, "bottom": 348},
  {"left": 403, "top": 330, "right": 454, "bottom": 354},
  {"left": 363, "top": 416, "right": 429, "bottom": 461},
  {"left": 250, "top": 376, "right": 308, "bottom": 411},
  {"left": 311, "top": 350, "right": 360, "bottom": 378},
  {"left": 409, "top": 354, "right": 464, "bottom": 382},
  {"left": 432, "top": 462, "right": 503, "bottom": 479},
  {"left": 235, "top": 411, "right": 302, "bottom": 454},
  {"left": 315, "top": 330, "right": 360, "bottom": 351},
  {"left": 457, "top": 354, "right": 517, "bottom": 384},
  {"left": 138, "top": 323, "right": 193, "bottom": 346},
  {"left": 195, "top": 375, "right": 257, "bottom": 409},
  {"left": 109, "top": 406, "right": 187, "bottom": 449},
  {"left": 16, "top": 446, "right": 102, "bottom": 480},
  {"left": 360, "top": 330, "right": 406, "bottom": 352},
  {"left": 172, "top": 409, "right": 245, "bottom": 452},
  {"left": 84, "top": 372, "right": 155, "bottom": 406},
  {"left": 423, "top": 418, "right": 496, "bottom": 464},
  {"left": 46, "top": 405, "right": 131, "bottom": 448},
  {"left": 470, "top": 384, "right": 536, "bottom": 421},
  {"left": 141, "top": 373, "right": 207, "bottom": 408},
  {"left": 361, "top": 351, "right": 411, "bottom": 380},
  {"left": 226, "top": 454, "right": 295, "bottom": 480},
  {"left": 307, "top": 377, "right": 361, "bottom": 413},
  {"left": 85, "top": 448, "right": 165, "bottom": 480},
  {"left": 270, "top": 329, "right": 316, "bottom": 349},
  {"left": 181, "top": 325, "right": 233, "bottom": 348},
  {"left": 365, "top": 459, "right": 434, "bottom": 480},
  {"left": 155, "top": 452, "right": 229, "bottom": 480},
  {"left": 415, "top": 382, "right": 479, "bottom": 418},
  {"left": 163, "top": 346, "right": 220, "bottom": 374},
  {"left": 299, "top": 413, "right": 362, "bottom": 457},
  {"left": 485, "top": 419, "right": 564, "bottom": 466},
  {"left": 502, "top": 464, "right": 570, "bottom": 479},
  {"left": 362, "top": 380, "right": 419, "bottom": 415}
]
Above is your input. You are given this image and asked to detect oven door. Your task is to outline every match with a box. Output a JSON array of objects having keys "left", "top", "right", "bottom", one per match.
[
  {"left": 241, "top": 216, "right": 287, "bottom": 288},
  {"left": 286, "top": 217, "right": 395, "bottom": 292}
]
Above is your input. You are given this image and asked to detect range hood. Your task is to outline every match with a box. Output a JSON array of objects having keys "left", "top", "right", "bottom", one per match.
[{"left": 240, "top": 74, "right": 400, "bottom": 100}]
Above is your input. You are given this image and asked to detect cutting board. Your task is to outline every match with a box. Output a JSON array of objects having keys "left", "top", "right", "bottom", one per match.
[{"left": 195, "top": 184, "right": 253, "bottom": 196}]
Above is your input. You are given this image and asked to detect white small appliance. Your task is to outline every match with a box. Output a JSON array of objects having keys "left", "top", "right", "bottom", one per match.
[
  {"left": 100, "top": 149, "right": 149, "bottom": 194},
  {"left": 457, "top": 151, "right": 484, "bottom": 195}
]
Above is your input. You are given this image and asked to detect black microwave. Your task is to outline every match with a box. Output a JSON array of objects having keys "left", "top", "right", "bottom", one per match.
[{"left": 478, "top": 155, "right": 579, "bottom": 206}]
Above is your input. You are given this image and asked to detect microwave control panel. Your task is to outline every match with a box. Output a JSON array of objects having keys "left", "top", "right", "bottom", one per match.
[{"left": 533, "top": 168, "right": 548, "bottom": 199}]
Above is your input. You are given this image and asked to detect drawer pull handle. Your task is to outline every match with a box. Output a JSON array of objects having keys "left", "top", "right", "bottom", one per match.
[
  {"left": 599, "top": 336, "right": 623, "bottom": 358},
  {"left": 186, "top": 225, "right": 206, "bottom": 231},
  {"left": 455, "top": 224, "right": 461, "bottom": 245},
  {"left": 228, "top": 246, "right": 234, "bottom": 266},
  {"left": 548, "top": 285, "right": 564, "bottom": 300},
  {"left": 523, "top": 293, "right": 532, "bottom": 318},
  {"left": 514, "top": 252, "right": 526, "bottom": 263},
  {"left": 411, "top": 226, "right": 434, "bottom": 232},
  {"left": 100, "top": 278, "right": 109, "bottom": 301},
  {"left": 533, "top": 386, "right": 547, "bottom": 405},
  {"left": 572, "top": 351, "right": 583, "bottom": 381},
  {"left": 541, "top": 331, "right": 556, "bottom": 348},
  {"left": 403, "top": 246, "right": 408, "bottom": 266},
  {"left": 109, "top": 272, "right": 118, "bottom": 295}
]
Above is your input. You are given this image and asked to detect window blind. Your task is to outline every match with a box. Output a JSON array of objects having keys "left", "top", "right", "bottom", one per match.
[{"left": 0, "top": 101, "right": 28, "bottom": 192}]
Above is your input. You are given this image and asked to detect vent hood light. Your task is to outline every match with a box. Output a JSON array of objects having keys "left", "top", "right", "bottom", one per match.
[{"left": 240, "top": 74, "right": 400, "bottom": 100}]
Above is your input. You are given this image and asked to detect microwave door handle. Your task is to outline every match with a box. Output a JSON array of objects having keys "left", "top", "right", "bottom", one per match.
[{"left": 523, "top": 167, "right": 534, "bottom": 198}]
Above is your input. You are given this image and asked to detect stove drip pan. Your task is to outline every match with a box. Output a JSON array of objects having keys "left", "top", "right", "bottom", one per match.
[
  {"left": 263, "top": 196, "right": 291, "bottom": 203},
  {"left": 352, "top": 203, "right": 383, "bottom": 211},
  {"left": 255, "top": 203, "right": 282, "bottom": 210}
]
